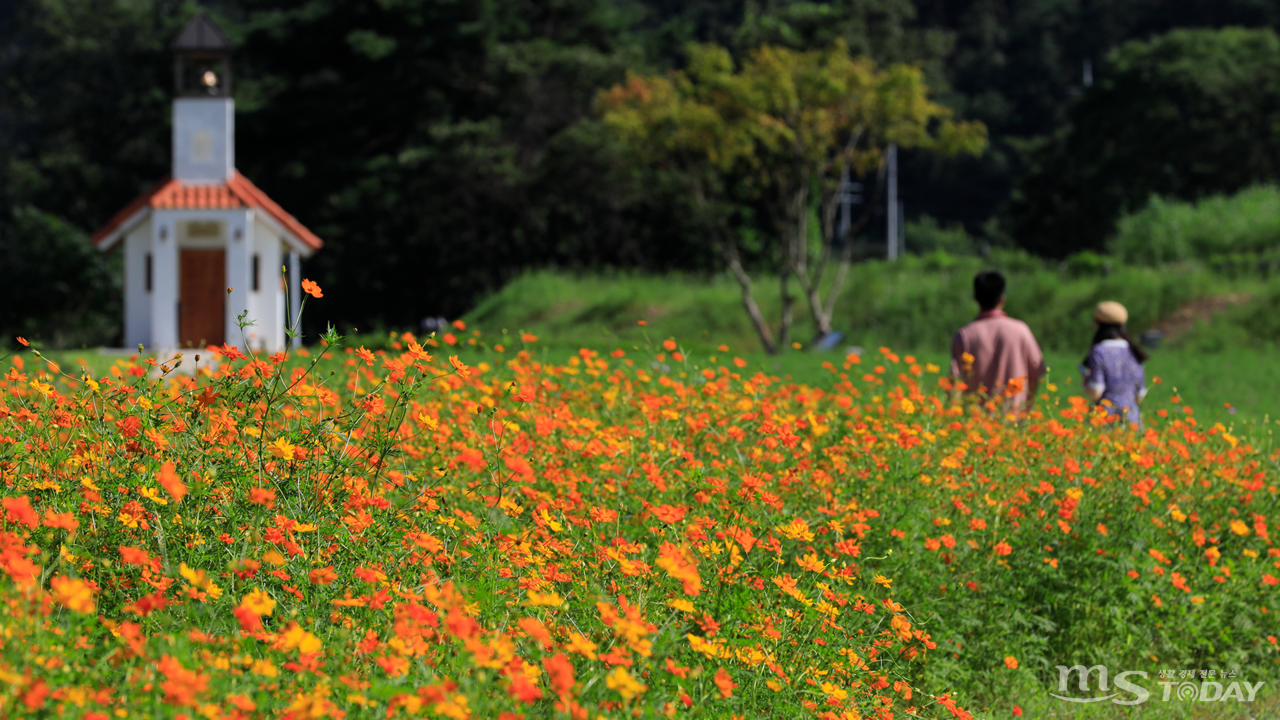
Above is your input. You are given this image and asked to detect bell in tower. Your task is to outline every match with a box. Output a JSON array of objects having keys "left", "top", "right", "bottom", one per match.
[{"left": 171, "top": 13, "right": 234, "bottom": 182}]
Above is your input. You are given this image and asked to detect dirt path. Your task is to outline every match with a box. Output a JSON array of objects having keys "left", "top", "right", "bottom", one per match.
[{"left": 1149, "top": 293, "right": 1251, "bottom": 340}]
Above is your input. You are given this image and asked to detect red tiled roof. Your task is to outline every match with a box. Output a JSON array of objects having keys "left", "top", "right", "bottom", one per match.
[
  {"left": 226, "top": 173, "right": 323, "bottom": 253},
  {"left": 91, "top": 172, "right": 323, "bottom": 252},
  {"left": 153, "top": 181, "right": 246, "bottom": 209}
]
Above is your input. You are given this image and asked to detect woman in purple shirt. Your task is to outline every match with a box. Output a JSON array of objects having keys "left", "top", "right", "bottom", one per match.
[{"left": 1081, "top": 301, "right": 1149, "bottom": 425}]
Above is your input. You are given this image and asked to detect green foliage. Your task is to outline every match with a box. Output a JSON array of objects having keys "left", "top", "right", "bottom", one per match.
[
  {"left": 467, "top": 260, "right": 1255, "bottom": 355},
  {"left": 600, "top": 39, "right": 985, "bottom": 350},
  {"left": 1111, "top": 185, "right": 1280, "bottom": 265},
  {"left": 0, "top": 0, "right": 716, "bottom": 335},
  {"left": 911, "top": 0, "right": 1280, "bottom": 240},
  {"left": 11, "top": 0, "right": 1280, "bottom": 344},
  {"left": 1009, "top": 28, "right": 1280, "bottom": 256},
  {"left": 0, "top": 207, "right": 120, "bottom": 348},
  {"left": 903, "top": 216, "right": 977, "bottom": 256},
  {"left": 600, "top": 41, "right": 984, "bottom": 192}
]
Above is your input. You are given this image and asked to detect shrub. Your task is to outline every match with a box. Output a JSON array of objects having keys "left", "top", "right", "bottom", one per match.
[
  {"left": 1110, "top": 185, "right": 1280, "bottom": 265},
  {"left": 904, "top": 216, "right": 978, "bottom": 257},
  {"left": 0, "top": 206, "right": 121, "bottom": 348}
]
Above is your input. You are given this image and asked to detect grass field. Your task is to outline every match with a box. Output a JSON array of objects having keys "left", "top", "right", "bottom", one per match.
[
  {"left": 457, "top": 267, "right": 1280, "bottom": 428},
  {"left": 464, "top": 263, "right": 1279, "bottom": 353}
]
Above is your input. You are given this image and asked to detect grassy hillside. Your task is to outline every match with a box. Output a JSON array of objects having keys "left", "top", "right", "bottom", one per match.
[
  {"left": 463, "top": 265, "right": 1280, "bottom": 424},
  {"left": 467, "top": 260, "right": 1276, "bottom": 353}
]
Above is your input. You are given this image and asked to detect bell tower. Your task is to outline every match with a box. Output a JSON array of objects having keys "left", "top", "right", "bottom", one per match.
[{"left": 171, "top": 13, "right": 234, "bottom": 182}]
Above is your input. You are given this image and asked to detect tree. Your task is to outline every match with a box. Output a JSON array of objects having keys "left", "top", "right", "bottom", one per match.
[
  {"left": 0, "top": 0, "right": 710, "bottom": 341},
  {"left": 1007, "top": 27, "right": 1280, "bottom": 257},
  {"left": 0, "top": 207, "right": 120, "bottom": 347},
  {"left": 900, "top": 0, "right": 1280, "bottom": 241},
  {"left": 599, "top": 41, "right": 984, "bottom": 353}
]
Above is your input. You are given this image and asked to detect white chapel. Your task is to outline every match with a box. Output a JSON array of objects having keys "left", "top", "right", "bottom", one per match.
[{"left": 91, "top": 13, "right": 323, "bottom": 353}]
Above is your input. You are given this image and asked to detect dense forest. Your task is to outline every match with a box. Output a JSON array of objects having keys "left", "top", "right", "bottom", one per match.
[{"left": 4, "top": 0, "right": 1280, "bottom": 344}]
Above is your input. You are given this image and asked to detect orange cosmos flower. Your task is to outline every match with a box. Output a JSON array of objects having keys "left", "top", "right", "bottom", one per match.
[
  {"left": 42, "top": 510, "right": 78, "bottom": 532},
  {"left": 233, "top": 605, "right": 263, "bottom": 633},
  {"left": 50, "top": 575, "right": 96, "bottom": 613},
  {"left": 249, "top": 487, "right": 276, "bottom": 506},
  {"left": 301, "top": 279, "right": 323, "bottom": 298},
  {"left": 218, "top": 343, "right": 246, "bottom": 361},
  {"left": 449, "top": 355, "right": 471, "bottom": 378},
  {"left": 1171, "top": 572, "right": 1191, "bottom": 592},
  {"left": 157, "top": 654, "right": 209, "bottom": 707},
  {"left": 935, "top": 693, "right": 974, "bottom": 720},
  {"left": 891, "top": 614, "right": 913, "bottom": 641},
  {"left": 1004, "top": 656, "right": 1018, "bottom": 669},
  {"left": 796, "top": 553, "right": 825, "bottom": 573},
  {"left": 308, "top": 566, "right": 338, "bottom": 585},
  {"left": 16, "top": 336, "right": 28, "bottom": 347},
  {"left": 157, "top": 462, "right": 187, "bottom": 503},
  {"left": 543, "top": 653, "right": 576, "bottom": 698},
  {"left": 20, "top": 679, "right": 48, "bottom": 710},
  {"left": 714, "top": 668, "right": 737, "bottom": 699},
  {"left": 652, "top": 504, "right": 686, "bottom": 524},
  {"left": 119, "top": 546, "right": 153, "bottom": 566},
  {"left": 508, "top": 673, "right": 543, "bottom": 704},
  {"left": 3, "top": 495, "right": 38, "bottom": 529},
  {"left": 518, "top": 617, "right": 554, "bottom": 648},
  {"left": 994, "top": 542, "right": 1012, "bottom": 556},
  {"left": 406, "top": 341, "right": 432, "bottom": 363}
]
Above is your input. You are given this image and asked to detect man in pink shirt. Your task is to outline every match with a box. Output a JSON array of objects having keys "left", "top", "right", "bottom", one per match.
[{"left": 951, "top": 271, "right": 1046, "bottom": 411}]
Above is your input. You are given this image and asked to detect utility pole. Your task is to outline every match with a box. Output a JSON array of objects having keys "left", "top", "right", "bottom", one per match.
[
  {"left": 886, "top": 144, "right": 898, "bottom": 261},
  {"left": 837, "top": 164, "right": 862, "bottom": 245},
  {"left": 896, "top": 199, "right": 905, "bottom": 256}
]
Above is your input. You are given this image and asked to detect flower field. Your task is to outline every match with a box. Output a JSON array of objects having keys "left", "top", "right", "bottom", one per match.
[{"left": 0, "top": 303, "right": 1277, "bottom": 718}]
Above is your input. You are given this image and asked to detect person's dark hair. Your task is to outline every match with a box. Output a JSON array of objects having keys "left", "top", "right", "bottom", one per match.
[
  {"left": 1083, "top": 323, "right": 1149, "bottom": 367},
  {"left": 973, "top": 271, "right": 1006, "bottom": 310}
]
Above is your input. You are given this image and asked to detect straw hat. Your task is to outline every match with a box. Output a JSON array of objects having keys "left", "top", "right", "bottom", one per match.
[{"left": 1094, "top": 301, "right": 1128, "bottom": 325}]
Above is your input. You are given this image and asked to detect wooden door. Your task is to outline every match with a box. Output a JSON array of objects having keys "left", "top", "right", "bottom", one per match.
[{"left": 179, "top": 249, "right": 225, "bottom": 347}]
